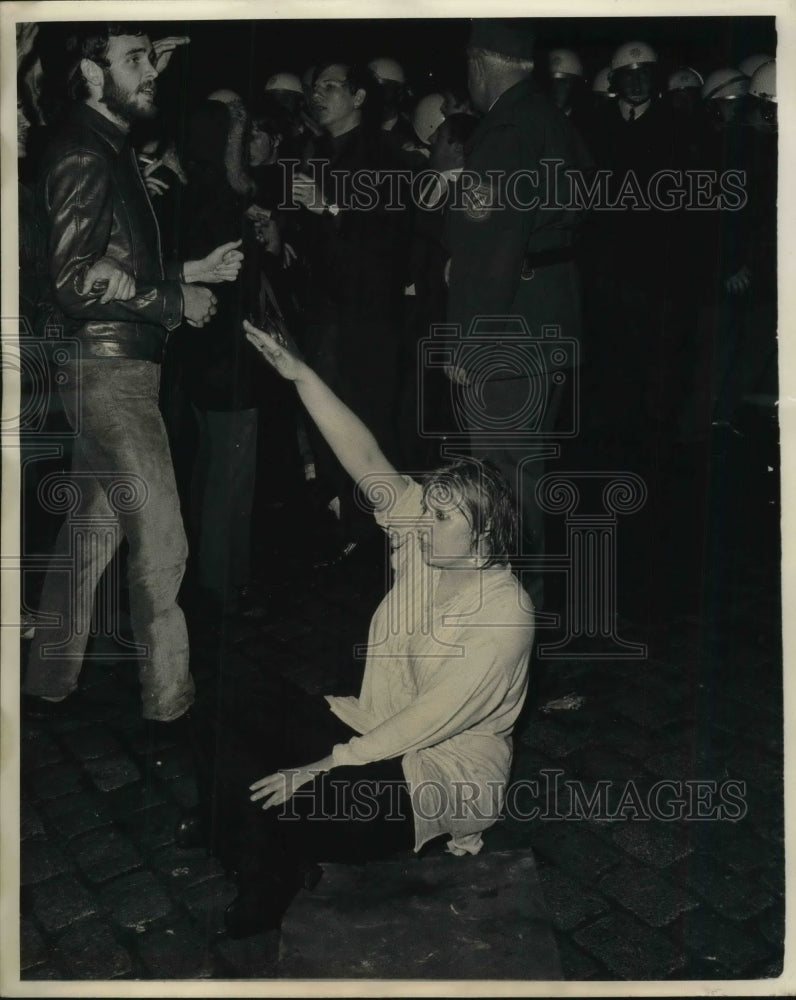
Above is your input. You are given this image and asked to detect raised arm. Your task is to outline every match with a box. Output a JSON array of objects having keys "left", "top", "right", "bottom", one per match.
[{"left": 244, "top": 319, "right": 407, "bottom": 504}]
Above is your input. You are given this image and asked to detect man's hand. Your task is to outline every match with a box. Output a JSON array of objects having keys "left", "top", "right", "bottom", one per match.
[
  {"left": 249, "top": 765, "right": 324, "bottom": 809},
  {"left": 80, "top": 257, "right": 136, "bottom": 304},
  {"left": 725, "top": 264, "right": 751, "bottom": 295},
  {"left": 151, "top": 36, "right": 190, "bottom": 74},
  {"left": 255, "top": 218, "right": 282, "bottom": 255},
  {"left": 283, "top": 242, "right": 298, "bottom": 268},
  {"left": 244, "top": 319, "right": 305, "bottom": 381},
  {"left": 444, "top": 363, "right": 470, "bottom": 386},
  {"left": 183, "top": 241, "right": 244, "bottom": 284},
  {"left": 139, "top": 155, "right": 170, "bottom": 197},
  {"left": 293, "top": 172, "right": 328, "bottom": 215},
  {"left": 181, "top": 284, "right": 217, "bottom": 328}
]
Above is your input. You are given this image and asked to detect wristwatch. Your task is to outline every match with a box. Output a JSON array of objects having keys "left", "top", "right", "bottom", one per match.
[{"left": 322, "top": 203, "right": 341, "bottom": 217}]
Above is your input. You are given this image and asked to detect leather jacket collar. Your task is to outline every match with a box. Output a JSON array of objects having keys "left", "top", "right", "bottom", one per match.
[{"left": 69, "top": 101, "right": 129, "bottom": 156}]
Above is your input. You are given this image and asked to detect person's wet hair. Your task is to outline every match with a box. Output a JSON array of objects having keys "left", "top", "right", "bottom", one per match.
[{"left": 422, "top": 459, "right": 517, "bottom": 568}]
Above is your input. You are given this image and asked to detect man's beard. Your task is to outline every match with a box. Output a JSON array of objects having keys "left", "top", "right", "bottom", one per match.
[{"left": 101, "top": 71, "right": 157, "bottom": 123}]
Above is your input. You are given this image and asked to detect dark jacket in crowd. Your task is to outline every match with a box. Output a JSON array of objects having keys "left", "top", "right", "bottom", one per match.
[
  {"left": 299, "top": 124, "right": 409, "bottom": 442},
  {"left": 36, "top": 102, "right": 183, "bottom": 362},
  {"left": 587, "top": 98, "right": 678, "bottom": 294},
  {"left": 446, "top": 77, "right": 592, "bottom": 367},
  {"left": 179, "top": 100, "right": 259, "bottom": 412}
]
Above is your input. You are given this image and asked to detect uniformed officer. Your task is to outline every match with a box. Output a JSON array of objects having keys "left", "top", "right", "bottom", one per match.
[
  {"left": 547, "top": 47, "right": 585, "bottom": 117},
  {"left": 446, "top": 19, "right": 592, "bottom": 609},
  {"left": 711, "top": 60, "right": 777, "bottom": 434},
  {"left": 588, "top": 40, "right": 679, "bottom": 436}
]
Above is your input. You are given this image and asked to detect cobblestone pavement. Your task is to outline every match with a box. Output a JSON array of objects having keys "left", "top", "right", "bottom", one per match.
[{"left": 14, "top": 427, "right": 784, "bottom": 985}]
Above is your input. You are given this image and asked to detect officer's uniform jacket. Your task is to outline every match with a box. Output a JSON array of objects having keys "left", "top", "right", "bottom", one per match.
[{"left": 446, "top": 77, "right": 592, "bottom": 373}]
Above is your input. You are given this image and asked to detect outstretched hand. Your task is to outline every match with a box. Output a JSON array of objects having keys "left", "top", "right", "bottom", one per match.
[
  {"left": 151, "top": 36, "right": 190, "bottom": 74},
  {"left": 249, "top": 767, "right": 319, "bottom": 809},
  {"left": 185, "top": 241, "right": 244, "bottom": 284},
  {"left": 244, "top": 319, "right": 304, "bottom": 381}
]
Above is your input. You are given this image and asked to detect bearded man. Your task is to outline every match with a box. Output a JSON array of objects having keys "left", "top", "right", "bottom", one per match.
[{"left": 23, "top": 23, "right": 242, "bottom": 724}]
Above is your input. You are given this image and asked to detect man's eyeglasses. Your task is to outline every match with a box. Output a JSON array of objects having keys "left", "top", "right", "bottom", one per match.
[{"left": 312, "top": 79, "right": 350, "bottom": 96}]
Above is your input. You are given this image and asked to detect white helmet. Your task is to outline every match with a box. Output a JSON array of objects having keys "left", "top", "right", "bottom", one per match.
[
  {"left": 667, "top": 67, "right": 704, "bottom": 91},
  {"left": 548, "top": 48, "right": 584, "bottom": 78},
  {"left": 368, "top": 57, "right": 405, "bottom": 85},
  {"left": 739, "top": 53, "right": 773, "bottom": 78},
  {"left": 701, "top": 68, "right": 750, "bottom": 101},
  {"left": 610, "top": 41, "right": 658, "bottom": 72},
  {"left": 265, "top": 72, "right": 303, "bottom": 95},
  {"left": 749, "top": 60, "right": 776, "bottom": 102},
  {"left": 207, "top": 89, "right": 241, "bottom": 105},
  {"left": 592, "top": 66, "right": 615, "bottom": 95},
  {"left": 411, "top": 92, "right": 445, "bottom": 144}
]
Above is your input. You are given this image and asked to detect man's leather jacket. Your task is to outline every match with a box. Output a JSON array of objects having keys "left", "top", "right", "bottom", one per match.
[{"left": 37, "top": 102, "right": 183, "bottom": 362}]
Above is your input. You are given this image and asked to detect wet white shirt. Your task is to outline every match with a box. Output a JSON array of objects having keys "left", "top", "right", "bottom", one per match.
[{"left": 327, "top": 478, "right": 534, "bottom": 855}]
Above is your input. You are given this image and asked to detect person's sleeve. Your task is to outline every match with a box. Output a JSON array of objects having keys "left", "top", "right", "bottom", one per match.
[
  {"left": 330, "top": 624, "right": 530, "bottom": 767},
  {"left": 373, "top": 476, "right": 422, "bottom": 528},
  {"left": 44, "top": 150, "right": 183, "bottom": 330},
  {"left": 447, "top": 122, "right": 537, "bottom": 332}
]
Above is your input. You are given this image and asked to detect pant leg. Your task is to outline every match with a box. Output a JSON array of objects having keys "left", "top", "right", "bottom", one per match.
[
  {"left": 191, "top": 407, "right": 258, "bottom": 596},
  {"left": 27, "top": 359, "right": 192, "bottom": 721},
  {"left": 25, "top": 441, "right": 120, "bottom": 699},
  {"left": 201, "top": 678, "right": 414, "bottom": 876}
]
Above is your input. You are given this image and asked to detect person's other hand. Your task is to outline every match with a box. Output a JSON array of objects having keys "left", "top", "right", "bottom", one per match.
[
  {"left": 244, "top": 319, "right": 304, "bottom": 380},
  {"left": 282, "top": 242, "right": 298, "bottom": 268},
  {"left": 151, "top": 36, "right": 190, "bottom": 74},
  {"left": 444, "top": 363, "right": 470, "bottom": 386},
  {"left": 189, "top": 241, "right": 244, "bottom": 283},
  {"left": 144, "top": 174, "right": 170, "bottom": 197},
  {"left": 81, "top": 257, "right": 136, "bottom": 303},
  {"left": 182, "top": 284, "right": 217, "bottom": 327},
  {"left": 725, "top": 264, "right": 751, "bottom": 295},
  {"left": 293, "top": 172, "right": 327, "bottom": 214},
  {"left": 249, "top": 767, "right": 318, "bottom": 809},
  {"left": 255, "top": 219, "right": 282, "bottom": 255}
]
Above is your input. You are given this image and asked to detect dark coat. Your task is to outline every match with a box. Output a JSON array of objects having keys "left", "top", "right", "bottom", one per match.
[
  {"left": 300, "top": 124, "right": 409, "bottom": 446},
  {"left": 178, "top": 101, "right": 261, "bottom": 411},
  {"left": 446, "top": 78, "right": 592, "bottom": 374}
]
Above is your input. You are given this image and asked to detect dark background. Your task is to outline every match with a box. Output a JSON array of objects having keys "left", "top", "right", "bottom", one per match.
[{"left": 142, "top": 15, "right": 776, "bottom": 107}]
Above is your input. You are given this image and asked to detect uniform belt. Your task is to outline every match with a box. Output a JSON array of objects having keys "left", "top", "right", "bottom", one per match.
[{"left": 523, "top": 246, "right": 575, "bottom": 269}]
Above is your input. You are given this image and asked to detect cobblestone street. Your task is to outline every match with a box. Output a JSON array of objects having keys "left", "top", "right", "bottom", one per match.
[{"left": 13, "top": 426, "right": 785, "bottom": 986}]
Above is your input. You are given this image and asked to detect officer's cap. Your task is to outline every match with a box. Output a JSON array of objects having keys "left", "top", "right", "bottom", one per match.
[{"left": 469, "top": 19, "right": 535, "bottom": 60}]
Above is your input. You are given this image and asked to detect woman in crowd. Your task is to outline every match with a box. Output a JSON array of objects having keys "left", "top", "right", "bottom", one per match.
[{"left": 179, "top": 317, "right": 535, "bottom": 939}]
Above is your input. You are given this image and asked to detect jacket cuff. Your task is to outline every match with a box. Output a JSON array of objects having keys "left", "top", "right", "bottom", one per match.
[
  {"left": 162, "top": 282, "right": 184, "bottom": 331},
  {"left": 164, "top": 260, "right": 182, "bottom": 281}
]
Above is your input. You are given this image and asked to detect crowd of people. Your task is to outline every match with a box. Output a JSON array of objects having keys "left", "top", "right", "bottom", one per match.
[{"left": 16, "top": 18, "right": 777, "bottom": 940}]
